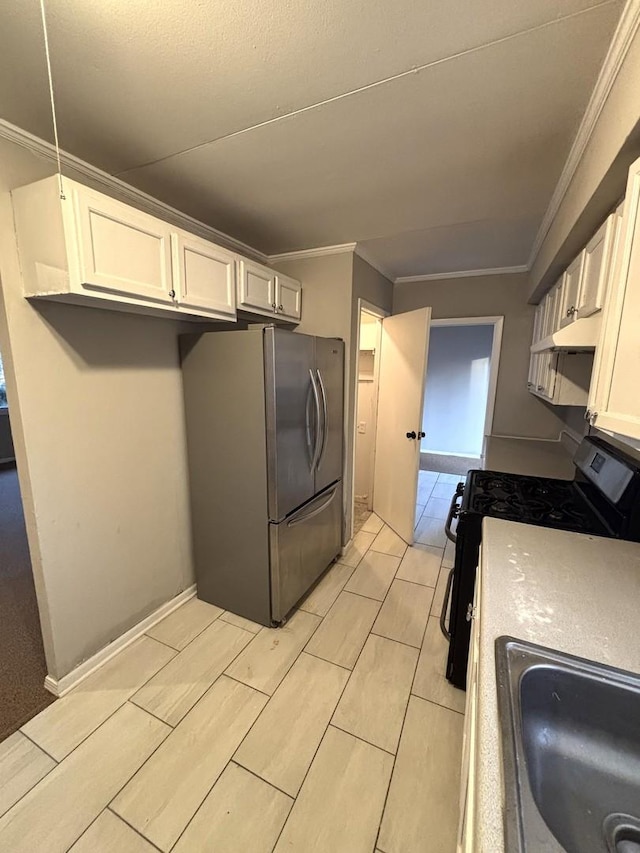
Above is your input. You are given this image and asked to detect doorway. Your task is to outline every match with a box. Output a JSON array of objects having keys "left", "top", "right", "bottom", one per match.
[
  {"left": 353, "top": 306, "right": 384, "bottom": 533},
  {"left": 0, "top": 348, "right": 54, "bottom": 741},
  {"left": 420, "top": 317, "right": 503, "bottom": 475}
]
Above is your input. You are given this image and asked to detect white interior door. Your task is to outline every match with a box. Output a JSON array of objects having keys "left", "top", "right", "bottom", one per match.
[{"left": 373, "top": 308, "right": 431, "bottom": 544}]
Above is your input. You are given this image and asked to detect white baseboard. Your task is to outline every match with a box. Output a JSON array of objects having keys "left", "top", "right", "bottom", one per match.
[
  {"left": 421, "top": 450, "right": 481, "bottom": 458},
  {"left": 44, "top": 584, "right": 197, "bottom": 697}
]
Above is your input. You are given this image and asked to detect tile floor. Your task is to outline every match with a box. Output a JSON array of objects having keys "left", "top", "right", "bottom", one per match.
[{"left": 0, "top": 470, "right": 465, "bottom": 853}]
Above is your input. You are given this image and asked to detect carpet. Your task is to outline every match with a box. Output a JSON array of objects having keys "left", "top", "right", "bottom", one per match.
[
  {"left": 420, "top": 452, "right": 483, "bottom": 476},
  {"left": 0, "top": 466, "right": 55, "bottom": 742}
]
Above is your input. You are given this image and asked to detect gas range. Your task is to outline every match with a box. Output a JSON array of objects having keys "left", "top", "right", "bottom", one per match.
[
  {"left": 442, "top": 436, "right": 640, "bottom": 690},
  {"left": 464, "top": 470, "right": 607, "bottom": 535}
]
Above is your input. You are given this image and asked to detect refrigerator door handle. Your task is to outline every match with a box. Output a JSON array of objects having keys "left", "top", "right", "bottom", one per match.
[
  {"left": 287, "top": 484, "right": 339, "bottom": 527},
  {"left": 309, "top": 369, "right": 322, "bottom": 472},
  {"left": 316, "top": 368, "right": 328, "bottom": 471}
]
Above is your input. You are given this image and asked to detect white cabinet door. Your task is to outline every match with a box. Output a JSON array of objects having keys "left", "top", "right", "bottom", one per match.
[
  {"left": 238, "top": 260, "right": 277, "bottom": 315},
  {"left": 71, "top": 185, "right": 174, "bottom": 304},
  {"left": 275, "top": 274, "right": 302, "bottom": 320},
  {"left": 172, "top": 232, "right": 236, "bottom": 318},
  {"left": 578, "top": 213, "right": 620, "bottom": 319},
  {"left": 592, "top": 156, "right": 640, "bottom": 439},
  {"left": 527, "top": 303, "right": 544, "bottom": 390},
  {"left": 559, "top": 253, "right": 585, "bottom": 327}
]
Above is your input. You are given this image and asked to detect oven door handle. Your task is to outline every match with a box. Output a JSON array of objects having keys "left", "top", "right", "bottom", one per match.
[
  {"left": 444, "top": 484, "right": 463, "bottom": 544},
  {"left": 439, "top": 567, "right": 455, "bottom": 641}
]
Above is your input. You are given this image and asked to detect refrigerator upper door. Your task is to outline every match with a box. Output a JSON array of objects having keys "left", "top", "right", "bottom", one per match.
[
  {"left": 265, "top": 327, "right": 317, "bottom": 521},
  {"left": 314, "top": 337, "right": 345, "bottom": 493}
]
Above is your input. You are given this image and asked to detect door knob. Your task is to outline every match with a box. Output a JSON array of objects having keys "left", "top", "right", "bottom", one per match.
[{"left": 406, "top": 431, "right": 417, "bottom": 440}]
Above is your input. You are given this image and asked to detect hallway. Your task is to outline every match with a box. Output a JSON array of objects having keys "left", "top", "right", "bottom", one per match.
[{"left": 0, "top": 466, "right": 54, "bottom": 742}]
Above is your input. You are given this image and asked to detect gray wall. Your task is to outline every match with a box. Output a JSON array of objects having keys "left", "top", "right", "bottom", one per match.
[
  {"left": 0, "top": 139, "right": 194, "bottom": 680},
  {"left": 422, "top": 324, "right": 494, "bottom": 455},
  {"left": 393, "top": 272, "right": 567, "bottom": 440}
]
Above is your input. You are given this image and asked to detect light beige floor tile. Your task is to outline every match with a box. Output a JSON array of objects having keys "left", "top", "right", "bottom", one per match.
[
  {"left": 438, "top": 472, "right": 464, "bottom": 484},
  {"left": 299, "top": 562, "right": 355, "bottom": 618},
  {"left": 344, "top": 551, "right": 400, "bottom": 601},
  {"left": 370, "top": 524, "right": 407, "bottom": 558},
  {"left": 225, "top": 609, "right": 321, "bottom": 695},
  {"left": 305, "top": 592, "right": 380, "bottom": 669},
  {"left": 235, "top": 652, "right": 349, "bottom": 796},
  {"left": 0, "top": 732, "right": 55, "bottom": 818},
  {"left": 0, "top": 704, "right": 169, "bottom": 853},
  {"left": 424, "top": 495, "right": 452, "bottom": 520},
  {"left": 332, "top": 635, "right": 417, "bottom": 754},
  {"left": 360, "top": 513, "right": 384, "bottom": 535},
  {"left": 22, "top": 636, "right": 175, "bottom": 760},
  {"left": 70, "top": 810, "right": 157, "bottom": 852},
  {"left": 442, "top": 539, "right": 456, "bottom": 568},
  {"left": 340, "top": 530, "right": 376, "bottom": 567},
  {"left": 219, "top": 611, "right": 263, "bottom": 633},
  {"left": 372, "top": 580, "right": 433, "bottom": 648},
  {"left": 173, "top": 762, "right": 292, "bottom": 853},
  {"left": 146, "top": 597, "right": 222, "bottom": 650},
  {"left": 378, "top": 696, "right": 463, "bottom": 853},
  {"left": 415, "top": 514, "right": 447, "bottom": 548},
  {"left": 396, "top": 544, "right": 442, "bottom": 587},
  {"left": 412, "top": 617, "right": 466, "bottom": 713},
  {"left": 113, "top": 676, "right": 266, "bottom": 852},
  {"left": 431, "top": 565, "right": 452, "bottom": 618},
  {"left": 132, "top": 619, "right": 253, "bottom": 725},
  {"left": 430, "top": 481, "right": 459, "bottom": 500},
  {"left": 274, "top": 726, "right": 393, "bottom": 853}
]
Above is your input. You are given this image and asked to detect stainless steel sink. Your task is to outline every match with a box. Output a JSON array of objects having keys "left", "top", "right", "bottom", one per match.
[{"left": 495, "top": 637, "right": 640, "bottom": 853}]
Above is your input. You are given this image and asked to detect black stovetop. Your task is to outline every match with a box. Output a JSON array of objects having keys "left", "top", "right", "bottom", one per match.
[{"left": 464, "top": 469, "right": 609, "bottom": 536}]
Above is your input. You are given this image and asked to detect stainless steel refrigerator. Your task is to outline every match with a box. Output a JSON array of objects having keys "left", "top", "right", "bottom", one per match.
[{"left": 181, "top": 326, "right": 344, "bottom": 626}]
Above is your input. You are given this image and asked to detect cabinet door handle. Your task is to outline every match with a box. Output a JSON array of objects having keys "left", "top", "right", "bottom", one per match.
[
  {"left": 272, "top": 303, "right": 278, "bottom": 312},
  {"left": 566, "top": 306, "right": 576, "bottom": 317},
  {"left": 278, "top": 304, "right": 284, "bottom": 311},
  {"left": 169, "top": 289, "right": 176, "bottom": 299},
  {"left": 406, "top": 431, "right": 417, "bottom": 440}
]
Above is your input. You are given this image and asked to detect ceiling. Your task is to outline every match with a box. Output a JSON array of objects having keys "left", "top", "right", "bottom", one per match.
[{"left": 0, "top": 0, "right": 625, "bottom": 279}]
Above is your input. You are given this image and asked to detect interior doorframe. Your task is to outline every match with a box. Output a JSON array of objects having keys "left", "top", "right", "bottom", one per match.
[
  {"left": 351, "top": 298, "right": 389, "bottom": 541},
  {"left": 427, "top": 316, "right": 504, "bottom": 460}
]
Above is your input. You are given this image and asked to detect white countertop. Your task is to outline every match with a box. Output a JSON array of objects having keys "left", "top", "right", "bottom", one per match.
[
  {"left": 476, "top": 518, "right": 640, "bottom": 853},
  {"left": 484, "top": 436, "right": 576, "bottom": 479}
]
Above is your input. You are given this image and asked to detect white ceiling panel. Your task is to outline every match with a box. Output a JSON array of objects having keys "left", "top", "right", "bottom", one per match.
[
  {"left": 0, "top": 0, "right": 621, "bottom": 173},
  {"left": 358, "top": 217, "right": 540, "bottom": 279},
  {"left": 121, "top": 1, "right": 621, "bottom": 270}
]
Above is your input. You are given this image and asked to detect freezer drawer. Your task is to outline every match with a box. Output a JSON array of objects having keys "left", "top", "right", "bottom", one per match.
[{"left": 270, "top": 481, "right": 342, "bottom": 623}]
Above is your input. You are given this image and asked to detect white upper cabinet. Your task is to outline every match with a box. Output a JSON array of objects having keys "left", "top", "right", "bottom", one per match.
[
  {"left": 71, "top": 184, "right": 175, "bottom": 304},
  {"left": 275, "top": 273, "right": 302, "bottom": 321},
  {"left": 559, "top": 253, "right": 585, "bottom": 327},
  {"left": 172, "top": 231, "right": 236, "bottom": 318},
  {"left": 578, "top": 212, "right": 620, "bottom": 319},
  {"left": 238, "top": 259, "right": 277, "bottom": 315},
  {"left": 237, "top": 260, "right": 302, "bottom": 321},
  {"left": 589, "top": 156, "right": 640, "bottom": 440},
  {"left": 13, "top": 174, "right": 301, "bottom": 325}
]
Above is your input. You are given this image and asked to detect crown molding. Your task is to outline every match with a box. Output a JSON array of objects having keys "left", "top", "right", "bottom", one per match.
[
  {"left": 0, "top": 119, "right": 267, "bottom": 263},
  {"left": 353, "top": 245, "right": 394, "bottom": 282},
  {"left": 395, "top": 265, "right": 529, "bottom": 284},
  {"left": 267, "top": 243, "right": 357, "bottom": 263},
  {"left": 527, "top": 0, "right": 640, "bottom": 270}
]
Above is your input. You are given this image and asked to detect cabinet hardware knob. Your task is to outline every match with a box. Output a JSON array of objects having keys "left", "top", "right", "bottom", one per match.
[
  {"left": 279, "top": 304, "right": 284, "bottom": 311},
  {"left": 585, "top": 409, "right": 591, "bottom": 421},
  {"left": 272, "top": 303, "right": 277, "bottom": 311},
  {"left": 418, "top": 431, "right": 426, "bottom": 439},
  {"left": 566, "top": 306, "right": 576, "bottom": 317},
  {"left": 406, "top": 431, "right": 417, "bottom": 440},
  {"left": 169, "top": 289, "right": 176, "bottom": 299}
]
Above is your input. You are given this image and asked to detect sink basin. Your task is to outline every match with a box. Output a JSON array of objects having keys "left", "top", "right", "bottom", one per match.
[{"left": 495, "top": 637, "right": 640, "bottom": 853}]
